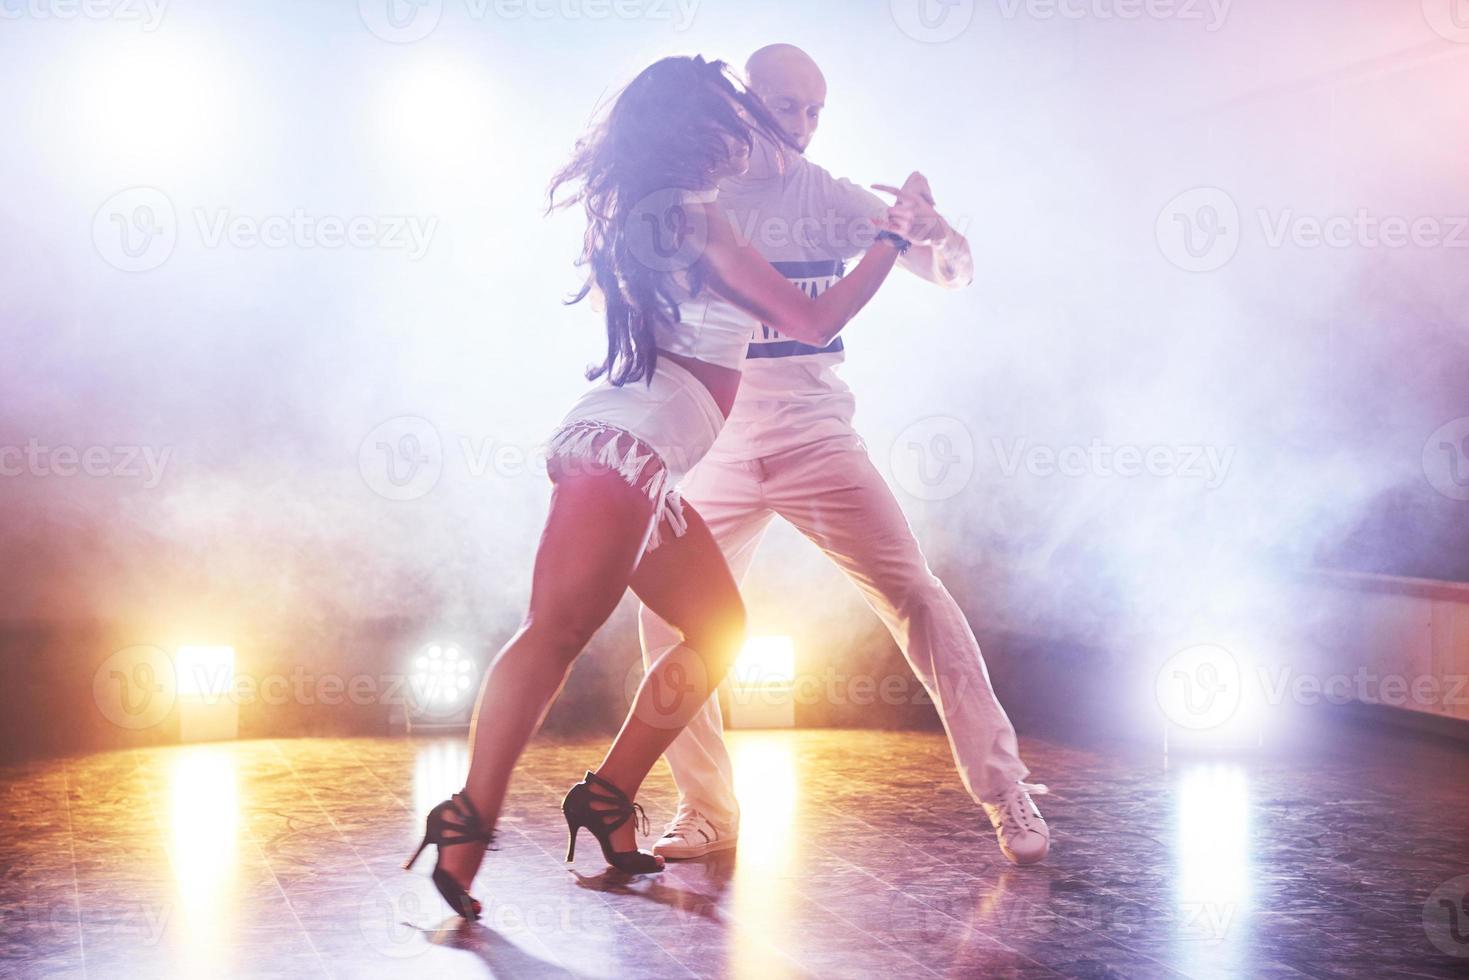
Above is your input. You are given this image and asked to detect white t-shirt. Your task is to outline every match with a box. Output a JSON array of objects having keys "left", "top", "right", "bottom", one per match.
[{"left": 706, "top": 134, "right": 889, "bottom": 461}]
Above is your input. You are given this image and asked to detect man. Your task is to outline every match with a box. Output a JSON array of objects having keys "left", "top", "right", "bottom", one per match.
[{"left": 639, "top": 44, "right": 1051, "bottom": 866}]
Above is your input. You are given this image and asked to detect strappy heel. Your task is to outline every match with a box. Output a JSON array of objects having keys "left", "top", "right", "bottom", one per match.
[
  {"left": 562, "top": 771, "right": 664, "bottom": 874},
  {"left": 403, "top": 790, "right": 496, "bottom": 920}
]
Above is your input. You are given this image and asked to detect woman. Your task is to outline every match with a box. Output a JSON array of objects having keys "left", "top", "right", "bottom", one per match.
[{"left": 404, "top": 55, "right": 914, "bottom": 919}]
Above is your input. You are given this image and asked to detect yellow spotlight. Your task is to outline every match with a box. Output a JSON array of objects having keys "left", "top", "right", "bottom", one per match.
[
  {"left": 728, "top": 636, "right": 796, "bottom": 729},
  {"left": 734, "top": 636, "right": 796, "bottom": 688},
  {"left": 176, "top": 645, "right": 235, "bottom": 699},
  {"left": 176, "top": 645, "right": 238, "bottom": 742}
]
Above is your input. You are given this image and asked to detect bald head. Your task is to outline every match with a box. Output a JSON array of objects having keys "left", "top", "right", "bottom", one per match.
[{"left": 746, "top": 44, "right": 827, "bottom": 153}]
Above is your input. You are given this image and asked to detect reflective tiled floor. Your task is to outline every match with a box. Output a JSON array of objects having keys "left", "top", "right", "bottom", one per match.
[{"left": 2, "top": 728, "right": 1466, "bottom": 979}]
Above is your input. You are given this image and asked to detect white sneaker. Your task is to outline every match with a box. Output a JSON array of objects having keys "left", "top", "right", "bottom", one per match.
[
  {"left": 982, "top": 782, "right": 1051, "bottom": 866},
  {"left": 651, "top": 807, "right": 738, "bottom": 860}
]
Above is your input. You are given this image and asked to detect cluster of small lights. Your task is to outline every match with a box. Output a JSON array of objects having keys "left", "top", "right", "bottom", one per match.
[{"left": 410, "top": 644, "right": 475, "bottom": 707}]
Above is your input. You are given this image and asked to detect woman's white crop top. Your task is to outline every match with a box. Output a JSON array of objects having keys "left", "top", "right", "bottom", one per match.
[{"left": 650, "top": 188, "right": 759, "bottom": 370}]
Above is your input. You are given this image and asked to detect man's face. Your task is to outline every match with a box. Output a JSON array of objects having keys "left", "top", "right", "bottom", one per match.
[{"left": 753, "top": 70, "right": 826, "bottom": 153}]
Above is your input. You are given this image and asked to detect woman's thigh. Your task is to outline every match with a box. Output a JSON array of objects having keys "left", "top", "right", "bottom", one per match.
[
  {"left": 527, "top": 467, "right": 657, "bottom": 647},
  {"left": 628, "top": 501, "right": 745, "bottom": 652}
]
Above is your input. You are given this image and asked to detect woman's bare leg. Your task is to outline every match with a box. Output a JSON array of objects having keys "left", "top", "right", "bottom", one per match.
[
  {"left": 437, "top": 464, "right": 655, "bottom": 889},
  {"left": 590, "top": 501, "right": 747, "bottom": 852}
]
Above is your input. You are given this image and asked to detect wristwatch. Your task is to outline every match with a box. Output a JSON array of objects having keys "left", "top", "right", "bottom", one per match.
[{"left": 875, "top": 230, "right": 912, "bottom": 254}]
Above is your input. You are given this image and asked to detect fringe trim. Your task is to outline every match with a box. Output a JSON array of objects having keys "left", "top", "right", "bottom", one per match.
[{"left": 544, "top": 420, "right": 689, "bottom": 552}]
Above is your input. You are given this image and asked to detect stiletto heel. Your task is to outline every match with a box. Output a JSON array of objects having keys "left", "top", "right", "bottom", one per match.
[
  {"left": 561, "top": 770, "right": 663, "bottom": 874},
  {"left": 403, "top": 790, "right": 496, "bottom": 920}
]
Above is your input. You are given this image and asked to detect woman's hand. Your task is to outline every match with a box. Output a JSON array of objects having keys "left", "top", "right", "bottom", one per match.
[{"left": 872, "top": 171, "right": 946, "bottom": 244}]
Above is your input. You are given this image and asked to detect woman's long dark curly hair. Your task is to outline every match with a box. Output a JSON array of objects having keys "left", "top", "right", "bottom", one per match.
[{"left": 548, "top": 55, "right": 790, "bottom": 385}]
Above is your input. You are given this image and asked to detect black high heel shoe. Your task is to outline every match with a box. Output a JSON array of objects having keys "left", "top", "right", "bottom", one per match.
[
  {"left": 404, "top": 790, "right": 496, "bottom": 920},
  {"left": 562, "top": 771, "right": 664, "bottom": 874}
]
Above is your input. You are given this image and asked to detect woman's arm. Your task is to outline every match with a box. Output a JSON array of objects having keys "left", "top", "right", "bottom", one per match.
[{"left": 693, "top": 202, "right": 906, "bottom": 348}]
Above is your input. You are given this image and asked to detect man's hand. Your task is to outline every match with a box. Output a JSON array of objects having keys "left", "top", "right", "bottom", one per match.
[{"left": 872, "top": 171, "right": 948, "bottom": 245}]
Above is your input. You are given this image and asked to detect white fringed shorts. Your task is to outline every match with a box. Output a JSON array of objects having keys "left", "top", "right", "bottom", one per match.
[{"left": 543, "top": 356, "right": 725, "bottom": 551}]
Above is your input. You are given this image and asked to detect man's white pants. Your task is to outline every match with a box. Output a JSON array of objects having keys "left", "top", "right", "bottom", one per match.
[{"left": 638, "top": 434, "right": 1029, "bottom": 829}]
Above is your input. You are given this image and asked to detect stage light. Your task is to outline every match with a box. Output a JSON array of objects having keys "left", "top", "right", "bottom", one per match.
[
  {"left": 371, "top": 56, "right": 500, "bottom": 198},
  {"left": 62, "top": 32, "right": 249, "bottom": 180},
  {"left": 727, "top": 636, "right": 796, "bottom": 730},
  {"left": 1155, "top": 641, "right": 1267, "bottom": 759},
  {"left": 176, "top": 645, "right": 238, "bottom": 743},
  {"left": 176, "top": 645, "right": 235, "bottom": 699},
  {"left": 405, "top": 641, "right": 478, "bottom": 733},
  {"left": 733, "top": 635, "right": 796, "bottom": 688}
]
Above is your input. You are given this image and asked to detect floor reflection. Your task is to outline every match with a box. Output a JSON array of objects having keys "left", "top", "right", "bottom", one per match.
[
  {"left": 1173, "top": 762, "right": 1252, "bottom": 972},
  {"left": 412, "top": 737, "right": 469, "bottom": 821},
  {"left": 167, "top": 746, "right": 239, "bottom": 974},
  {"left": 728, "top": 732, "right": 799, "bottom": 979},
  {"left": 3, "top": 729, "right": 1462, "bottom": 978}
]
